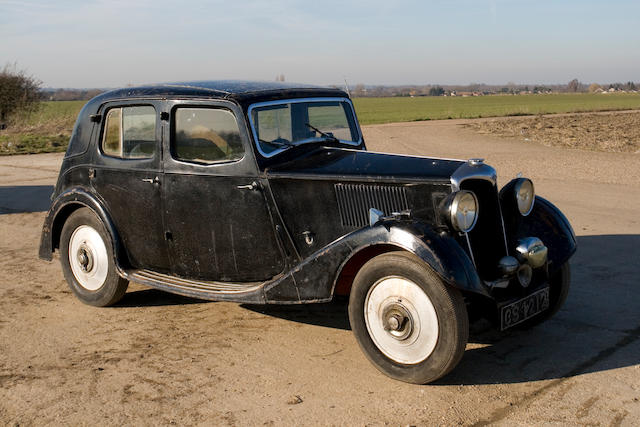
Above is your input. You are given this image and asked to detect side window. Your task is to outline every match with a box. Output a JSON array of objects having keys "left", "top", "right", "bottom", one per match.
[
  {"left": 102, "top": 106, "right": 156, "bottom": 159},
  {"left": 173, "top": 108, "right": 244, "bottom": 164}
]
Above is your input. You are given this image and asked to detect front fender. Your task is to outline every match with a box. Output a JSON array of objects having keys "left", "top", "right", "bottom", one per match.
[
  {"left": 502, "top": 196, "right": 577, "bottom": 275},
  {"left": 38, "top": 187, "right": 124, "bottom": 265},
  {"left": 263, "top": 221, "right": 488, "bottom": 303}
]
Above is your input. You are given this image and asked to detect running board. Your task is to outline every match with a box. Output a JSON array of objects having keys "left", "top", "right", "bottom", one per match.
[{"left": 121, "top": 269, "right": 267, "bottom": 303}]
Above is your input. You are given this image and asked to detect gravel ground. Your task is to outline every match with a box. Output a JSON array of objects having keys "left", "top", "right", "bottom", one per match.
[{"left": 0, "top": 117, "right": 639, "bottom": 425}]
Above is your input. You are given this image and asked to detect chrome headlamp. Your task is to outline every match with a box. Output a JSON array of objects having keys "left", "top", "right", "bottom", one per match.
[
  {"left": 514, "top": 178, "right": 535, "bottom": 216},
  {"left": 449, "top": 190, "right": 479, "bottom": 232}
]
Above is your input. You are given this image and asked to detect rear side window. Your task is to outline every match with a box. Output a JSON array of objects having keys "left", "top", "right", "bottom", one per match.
[
  {"left": 173, "top": 108, "right": 244, "bottom": 164},
  {"left": 102, "top": 106, "right": 156, "bottom": 159}
]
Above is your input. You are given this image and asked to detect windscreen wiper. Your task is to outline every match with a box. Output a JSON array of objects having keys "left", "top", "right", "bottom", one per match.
[
  {"left": 305, "top": 123, "right": 340, "bottom": 144},
  {"left": 258, "top": 138, "right": 294, "bottom": 148}
]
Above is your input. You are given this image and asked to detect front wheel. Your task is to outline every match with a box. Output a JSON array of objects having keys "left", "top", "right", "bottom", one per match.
[
  {"left": 60, "top": 208, "right": 128, "bottom": 306},
  {"left": 348, "top": 252, "right": 468, "bottom": 384}
]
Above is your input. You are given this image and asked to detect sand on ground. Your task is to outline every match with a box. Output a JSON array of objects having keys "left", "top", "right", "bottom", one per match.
[{"left": 1, "top": 117, "right": 639, "bottom": 425}]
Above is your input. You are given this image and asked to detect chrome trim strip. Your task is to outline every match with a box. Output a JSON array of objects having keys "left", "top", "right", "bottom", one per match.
[
  {"left": 341, "top": 147, "right": 465, "bottom": 163},
  {"left": 464, "top": 232, "right": 476, "bottom": 267},
  {"left": 496, "top": 195, "right": 510, "bottom": 255},
  {"left": 247, "top": 97, "right": 362, "bottom": 158}
]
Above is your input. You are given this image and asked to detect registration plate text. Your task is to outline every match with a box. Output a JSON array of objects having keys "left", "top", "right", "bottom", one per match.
[{"left": 500, "top": 287, "right": 550, "bottom": 330}]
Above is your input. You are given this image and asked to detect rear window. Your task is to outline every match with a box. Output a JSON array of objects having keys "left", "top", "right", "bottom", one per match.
[{"left": 101, "top": 106, "right": 156, "bottom": 159}]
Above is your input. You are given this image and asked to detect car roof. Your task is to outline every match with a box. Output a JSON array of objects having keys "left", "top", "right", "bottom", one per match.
[{"left": 87, "top": 80, "right": 349, "bottom": 109}]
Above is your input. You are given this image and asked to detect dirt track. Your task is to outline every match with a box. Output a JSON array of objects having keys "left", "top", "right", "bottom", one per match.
[{"left": 1, "top": 118, "right": 639, "bottom": 425}]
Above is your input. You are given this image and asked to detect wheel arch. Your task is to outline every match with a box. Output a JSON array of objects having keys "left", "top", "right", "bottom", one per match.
[
  {"left": 51, "top": 202, "right": 84, "bottom": 252},
  {"left": 329, "top": 223, "right": 489, "bottom": 299},
  {"left": 39, "top": 188, "right": 129, "bottom": 269},
  {"left": 333, "top": 244, "right": 401, "bottom": 296}
]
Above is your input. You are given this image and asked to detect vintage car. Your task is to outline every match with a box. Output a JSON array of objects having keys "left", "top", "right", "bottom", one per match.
[{"left": 39, "top": 81, "right": 576, "bottom": 384}]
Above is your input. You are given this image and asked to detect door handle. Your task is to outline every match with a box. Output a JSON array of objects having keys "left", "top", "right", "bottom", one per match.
[
  {"left": 237, "top": 181, "right": 260, "bottom": 191},
  {"left": 142, "top": 176, "right": 160, "bottom": 185}
]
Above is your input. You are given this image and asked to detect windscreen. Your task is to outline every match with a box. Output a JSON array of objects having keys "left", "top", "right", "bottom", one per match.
[{"left": 250, "top": 99, "right": 360, "bottom": 157}]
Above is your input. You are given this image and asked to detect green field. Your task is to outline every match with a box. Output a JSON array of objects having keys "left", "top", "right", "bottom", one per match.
[
  {"left": 0, "top": 100, "right": 84, "bottom": 155},
  {"left": 17, "top": 100, "right": 85, "bottom": 128},
  {"left": 2, "top": 94, "right": 640, "bottom": 154},
  {"left": 353, "top": 93, "right": 640, "bottom": 125}
]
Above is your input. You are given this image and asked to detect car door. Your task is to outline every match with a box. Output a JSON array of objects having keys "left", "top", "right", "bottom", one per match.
[
  {"left": 90, "top": 100, "right": 170, "bottom": 272},
  {"left": 162, "top": 100, "right": 284, "bottom": 282}
]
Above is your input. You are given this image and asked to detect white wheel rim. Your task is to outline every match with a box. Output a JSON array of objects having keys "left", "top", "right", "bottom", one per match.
[
  {"left": 364, "top": 276, "right": 439, "bottom": 364},
  {"left": 68, "top": 225, "right": 109, "bottom": 291}
]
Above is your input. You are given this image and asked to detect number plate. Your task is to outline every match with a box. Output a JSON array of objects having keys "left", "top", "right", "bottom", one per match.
[{"left": 500, "top": 287, "right": 550, "bottom": 330}]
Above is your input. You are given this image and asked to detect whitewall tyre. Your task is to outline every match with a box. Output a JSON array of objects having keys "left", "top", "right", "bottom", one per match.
[
  {"left": 60, "top": 208, "right": 128, "bottom": 306},
  {"left": 349, "top": 251, "right": 468, "bottom": 384}
]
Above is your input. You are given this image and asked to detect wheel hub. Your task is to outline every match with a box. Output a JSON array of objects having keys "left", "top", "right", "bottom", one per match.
[
  {"left": 77, "top": 244, "right": 94, "bottom": 272},
  {"left": 69, "top": 225, "right": 108, "bottom": 291},
  {"left": 382, "top": 301, "right": 413, "bottom": 340},
  {"left": 364, "top": 276, "right": 440, "bottom": 364}
]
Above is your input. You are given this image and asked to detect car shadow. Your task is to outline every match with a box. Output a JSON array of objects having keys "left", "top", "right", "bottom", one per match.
[
  {"left": 433, "top": 233, "right": 640, "bottom": 385},
  {"left": 246, "top": 234, "right": 640, "bottom": 386},
  {"left": 71, "top": 232, "right": 639, "bottom": 386},
  {"left": 116, "top": 288, "right": 212, "bottom": 307},
  {"left": 242, "top": 299, "right": 352, "bottom": 331},
  {"left": 0, "top": 185, "right": 54, "bottom": 214}
]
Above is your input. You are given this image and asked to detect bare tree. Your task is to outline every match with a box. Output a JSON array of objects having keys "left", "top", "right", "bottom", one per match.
[
  {"left": 567, "top": 78, "right": 581, "bottom": 93},
  {"left": 0, "top": 63, "right": 41, "bottom": 127}
]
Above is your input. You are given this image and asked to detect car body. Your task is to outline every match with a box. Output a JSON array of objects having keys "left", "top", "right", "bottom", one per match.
[{"left": 40, "top": 81, "right": 576, "bottom": 383}]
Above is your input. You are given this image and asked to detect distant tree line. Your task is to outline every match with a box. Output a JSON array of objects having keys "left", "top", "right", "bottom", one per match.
[
  {"left": 344, "top": 79, "right": 639, "bottom": 97},
  {"left": 41, "top": 88, "right": 105, "bottom": 101}
]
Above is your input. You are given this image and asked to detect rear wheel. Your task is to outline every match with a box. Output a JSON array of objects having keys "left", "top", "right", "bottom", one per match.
[
  {"left": 60, "top": 208, "right": 128, "bottom": 306},
  {"left": 348, "top": 252, "right": 468, "bottom": 384}
]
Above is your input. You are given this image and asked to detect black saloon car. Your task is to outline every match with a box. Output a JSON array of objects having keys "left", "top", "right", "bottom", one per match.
[{"left": 40, "top": 81, "right": 576, "bottom": 384}]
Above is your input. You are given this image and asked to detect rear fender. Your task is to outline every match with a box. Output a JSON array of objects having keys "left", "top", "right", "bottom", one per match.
[{"left": 39, "top": 187, "right": 126, "bottom": 267}]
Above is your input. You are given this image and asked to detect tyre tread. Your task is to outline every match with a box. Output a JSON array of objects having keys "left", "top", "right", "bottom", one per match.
[
  {"left": 60, "top": 207, "right": 128, "bottom": 307},
  {"left": 348, "top": 251, "right": 468, "bottom": 384}
]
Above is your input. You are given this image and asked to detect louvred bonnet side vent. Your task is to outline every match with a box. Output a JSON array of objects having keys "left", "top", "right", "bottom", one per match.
[{"left": 335, "top": 183, "right": 409, "bottom": 228}]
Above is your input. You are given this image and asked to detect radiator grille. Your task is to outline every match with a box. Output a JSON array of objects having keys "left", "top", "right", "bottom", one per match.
[
  {"left": 460, "top": 179, "right": 507, "bottom": 279},
  {"left": 335, "top": 183, "right": 409, "bottom": 227}
]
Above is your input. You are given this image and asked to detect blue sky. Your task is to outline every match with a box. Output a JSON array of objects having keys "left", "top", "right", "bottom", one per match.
[{"left": 1, "top": 0, "right": 638, "bottom": 88}]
